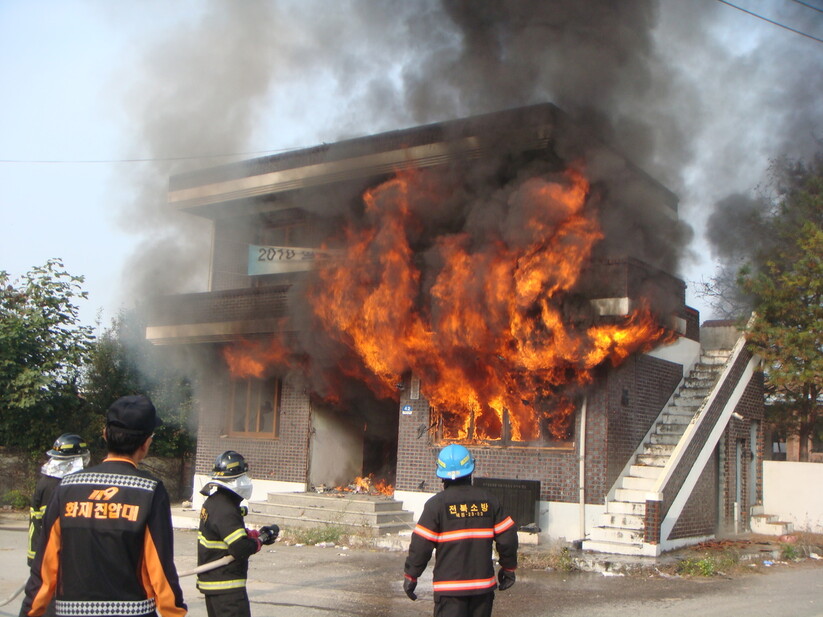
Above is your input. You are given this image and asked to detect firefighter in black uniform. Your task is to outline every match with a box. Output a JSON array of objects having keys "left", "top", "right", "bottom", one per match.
[
  {"left": 403, "top": 444, "right": 518, "bottom": 617},
  {"left": 19, "top": 394, "right": 187, "bottom": 617},
  {"left": 27, "top": 434, "right": 90, "bottom": 567},
  {"left": 196, "top": 451, "right": 279, "bottom": 617}
]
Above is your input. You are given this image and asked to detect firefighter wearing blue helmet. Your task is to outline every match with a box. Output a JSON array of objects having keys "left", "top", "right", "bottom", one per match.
[{"left": 403, "top": 444, "right": 518, "bottom": 617}]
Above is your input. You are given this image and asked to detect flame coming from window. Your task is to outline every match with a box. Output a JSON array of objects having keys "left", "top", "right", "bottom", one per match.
[{"left": 222, "top": 339, "right": 289, "bottom": 379}]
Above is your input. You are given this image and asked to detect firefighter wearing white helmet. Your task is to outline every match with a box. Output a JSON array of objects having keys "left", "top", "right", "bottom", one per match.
[
  {"left": 403, "top": 444, "right": 518, "bottom": 617},
  {"left": 197, "top": 450, "right": 279, "bottom": 617}
]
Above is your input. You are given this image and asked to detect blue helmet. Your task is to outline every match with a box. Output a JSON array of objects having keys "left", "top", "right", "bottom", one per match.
[{"left": 436, "top": 444, "right": 474, "bottom": 480}]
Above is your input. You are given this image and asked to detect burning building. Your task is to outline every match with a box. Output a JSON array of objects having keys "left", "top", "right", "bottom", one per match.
[{"left": 146, "top": 103, "right": 765, "bottom": 555}]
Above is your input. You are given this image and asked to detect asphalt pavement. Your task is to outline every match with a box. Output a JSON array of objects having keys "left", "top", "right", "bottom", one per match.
[{"left": 2, "top": 511, "right": 823, "bottom": 617}]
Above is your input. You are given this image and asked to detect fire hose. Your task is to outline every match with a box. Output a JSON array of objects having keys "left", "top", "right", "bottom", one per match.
[
  {"left": 2, "top": 525, "right": 278, "bottom": 608},
  {"left": 0, "top": 583, "right": 26, "bottom": 608}
]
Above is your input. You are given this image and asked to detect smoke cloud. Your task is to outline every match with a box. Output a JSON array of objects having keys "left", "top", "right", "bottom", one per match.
[{"left": 119, "top": 0, "right": 822, "bottom": 316}]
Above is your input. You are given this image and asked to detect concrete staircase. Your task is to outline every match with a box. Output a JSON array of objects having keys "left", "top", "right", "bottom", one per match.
[
  {"left": 750, "top": 504, "right": 794, "bottom": 536},
  {"left": 246, "top": 492, "right": 416, "bottom": 536},
  {"left": 583, "top": 349, "right": 731, "bottom": 555}
]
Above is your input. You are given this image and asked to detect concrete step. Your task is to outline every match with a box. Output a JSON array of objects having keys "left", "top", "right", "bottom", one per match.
[
  {"left": 581, "top": 539, "right": 651, "bottom": 556},
  {"left": 587, "top": 525, "right": 644, "bottom": 544},
  {"left": 628, "top": 465, "right": 662, "bottom": 480},
  {"left": 649, "top": 432, "right": 680, "bottom": 446},
  {"left": 245, "top": 508, "right": 415, "bottom": 535},
  {"left": 643, "top": 443, "right": 675, "bottom": 455},
  {"left": 635, "top": 453, "right": 669, "bottom": 466},
  {"left": 655, "top": 422, "right": 688, "bottom": 435},
  {"left": 682, "top": 378, "right": 714, "bottom": 389},
  {"left": 698, "top": 353, "right": 731, "bottom": 365},
  {"left": 621, "top": 476, "right": 656, "bottom": 491},
  {"left": 670, "top": 397, "right": 702, "bottom": 410},
  {"left": 599, "top": 512, "right": 644, "bottom": 530},
  {"left": 263, "top": 492, "right": 405, "bottom": 512},
  {"left": 614, "top": 488, "right": 648, "bottom": 503},
  {"left": 688, "top": 368, "right": 722, "bottom": 380},
  {"left": 246, "top": 493, "right": 417, "bottom": 536},
  {"left": 250, "top": 500, "right": 415, "bottom": 527},
  {"left": 750, "top": 513, "right": 794, "bottom": 536},
  {"left": 605, "top": 500, "right": 646, "bottom": 516},
  {"left": 658, "top": 412, "right": 693, "bottom": 425}
]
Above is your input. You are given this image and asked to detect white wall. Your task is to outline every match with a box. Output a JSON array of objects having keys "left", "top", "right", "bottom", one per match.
[{"left": 763, "top": 461, "right": 823, "bottom": 533}]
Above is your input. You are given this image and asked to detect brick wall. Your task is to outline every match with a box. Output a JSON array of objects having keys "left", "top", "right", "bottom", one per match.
[
  {"left": 668, "top": 451, "right": 717, "bottom": 540},
  {"left": 605, "top": 356, "right": 683, "bottom": 495},
  {"left": 395, "top": 354, "right": 680, "bottom": 505},
  {"left": 195, "top": 364, "right": 311, "bottom": 486},
  {"left": 718, "top": 374, "right": 765, "bottom": 533}
]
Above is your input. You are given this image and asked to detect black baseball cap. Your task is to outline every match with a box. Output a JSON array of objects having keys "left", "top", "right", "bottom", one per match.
[{"left": 106, "top": 395, "right": 163, "bottom": 434}]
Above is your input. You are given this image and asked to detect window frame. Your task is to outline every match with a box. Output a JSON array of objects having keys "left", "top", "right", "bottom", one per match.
[{"left": 227, "top": 375, "right": 281, "bottom": 439}]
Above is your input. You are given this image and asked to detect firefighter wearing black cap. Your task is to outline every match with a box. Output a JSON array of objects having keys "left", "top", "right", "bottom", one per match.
[
  {"left": 197, "top": 451, "right": 279, "bottom": 617},
  {"left": 27, "top": 434, "right": 90, "bottom": 568},
  {"left": 403, "top": 444, "right": 518, "bottom": 617},
  {"left": 19, "top": 394, "right": 187, "bottom": 617}
]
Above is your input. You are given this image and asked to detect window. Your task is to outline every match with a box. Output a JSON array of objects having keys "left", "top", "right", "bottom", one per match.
[
  {"left": 430, "top": 402, "right": 574, "bottom": 448},
  {"left": 229, "top": 376, "right": 280, "bottom": 438}
]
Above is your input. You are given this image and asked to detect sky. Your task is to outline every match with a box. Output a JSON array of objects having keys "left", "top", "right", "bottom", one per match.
[{"left": 1, "top": 0, "right": 821, "bottom": 330}]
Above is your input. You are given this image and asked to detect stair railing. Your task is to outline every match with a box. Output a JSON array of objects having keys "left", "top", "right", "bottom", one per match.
[{"left": 645, "top": 316, "right": 761, "bottom": 546}]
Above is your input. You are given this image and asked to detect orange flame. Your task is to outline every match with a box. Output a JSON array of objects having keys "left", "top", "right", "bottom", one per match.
[
  {"left": 335, "top": 474, "right": 395, "bottom": 496},
  {"left": 306, "top": 167, "right": 673, "bottom": 442},
  {"left": 222, "top": 339, "right": 290, "bottom": 379}
]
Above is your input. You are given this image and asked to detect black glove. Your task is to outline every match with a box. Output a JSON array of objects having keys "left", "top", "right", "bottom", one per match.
[
  {"left": 258, "top": 524, "right": 280, "bottom": 545},
  {"left": 403, "top": 575, "right": 417, "bottom": 601},
  {"left": 498, "top": 568, "right": 516, "bottom": 591}
]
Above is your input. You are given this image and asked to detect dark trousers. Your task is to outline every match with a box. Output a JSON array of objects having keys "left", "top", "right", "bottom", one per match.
[
  {"left": 204, "top": 589, "right": 251, "bottom": 617},
  {"left": 434, "top": 592, "right": 494, "bottom": 617}
]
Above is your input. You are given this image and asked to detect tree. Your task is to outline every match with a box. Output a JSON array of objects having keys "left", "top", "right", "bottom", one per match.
[
  {"left": 738, "top": 154, "right": 823, "bottom": 461},
  {"left": 0, "top": 259, "right": 95, "bottom": 450},
  {"left": 83, "top": 309, "right": 196, "bottom": 459}
]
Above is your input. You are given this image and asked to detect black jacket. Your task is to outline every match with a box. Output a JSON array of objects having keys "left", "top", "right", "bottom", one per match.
[
  {"left": 27, "top": 474, "right": 60, "bottom": 566},
  {"left": 404, "top": 481, "right": 518, "bottom": 598},
  {"left": 20, "top": 457, "right": 187, "bottom": 617},
  {"left": 196, "top": 485, "right": 259, "bottom": 595}
]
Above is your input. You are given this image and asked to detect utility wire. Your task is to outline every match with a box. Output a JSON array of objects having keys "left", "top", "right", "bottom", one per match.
[
  {"left": 789, "top": 0, "right": 823, "bottom": 15},
  {"left": 715, "top": 0, "right": 823, "bottom": 43}
]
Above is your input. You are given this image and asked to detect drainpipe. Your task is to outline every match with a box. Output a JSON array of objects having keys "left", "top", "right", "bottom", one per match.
[{"left": 579, "top": 397, "right": 588, "bottom": 540}]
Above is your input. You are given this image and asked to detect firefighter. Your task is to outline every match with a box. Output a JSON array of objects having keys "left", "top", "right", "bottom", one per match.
[
  {"left": 403, "top": 444, "right": 518, "bottom": 617},
  {"left": 197, "top": 450, "right": 279, "bottom": 617},
  {"left": 19, "top": 394, "right": 187, "bottom": 617},
  {"left": 27, "top": 433, "right": 90, "bottom": 567}
]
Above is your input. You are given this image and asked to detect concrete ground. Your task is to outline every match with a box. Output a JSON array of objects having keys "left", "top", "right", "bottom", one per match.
[{"left": 3, "top": 509, "right": 823, "bottom": 617}]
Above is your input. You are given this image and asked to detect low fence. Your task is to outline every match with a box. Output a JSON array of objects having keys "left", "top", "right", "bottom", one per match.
[{"left": 763, "top": 461, "right": 823, "bottom": 534}]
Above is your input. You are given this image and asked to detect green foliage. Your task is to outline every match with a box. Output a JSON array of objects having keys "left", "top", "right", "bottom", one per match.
[
  {"left": 1, "top": 489, "right": 31, "bottom": 509},
  {"left": 676, "top": 549, "right": 740, "bottom": 577},
  {"left": 82, "top": 310, "right": 196, "bottom": 458},
  {"left": 780, "top": 543, "right": 800, "bottom": 561},
  {"left": 0, "top": 259, "right": 96, "bottom": 451},
  {"left": 739, "top": 154, "right": 823, "bottom": 460},
  {"left": 284, "top": 525, "right": 345, "bottom": 545}
]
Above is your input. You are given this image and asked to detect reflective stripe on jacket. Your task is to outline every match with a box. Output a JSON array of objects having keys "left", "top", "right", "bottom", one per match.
[
  {"left": 27, "top": 475, "right": 60, "bottom": 565},
  {"left": 20, "top": 457, "right": 187, "bottom": 617},
  {"left": 404, "top": 482, "right": 518, "bottom": 598},
  {"left": 196, "top": 486, "right": 258, "bottom": 595}
]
